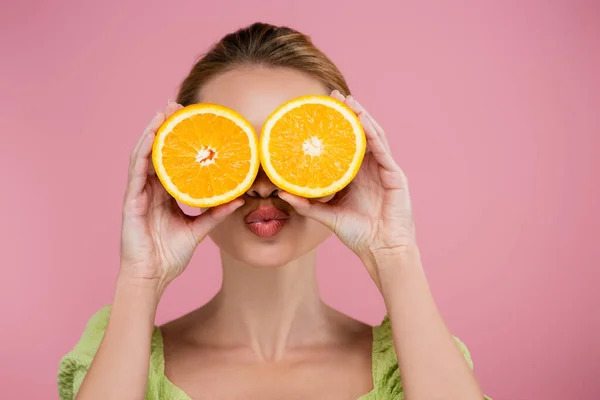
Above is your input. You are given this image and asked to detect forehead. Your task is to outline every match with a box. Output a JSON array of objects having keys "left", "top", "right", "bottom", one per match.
[{"left": 196, "top": 66, "right": 329, "bottom": 131}]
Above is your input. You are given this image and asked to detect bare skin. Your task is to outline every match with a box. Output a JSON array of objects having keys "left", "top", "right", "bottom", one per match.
[
  {"left": 73, "top": 66, "right": 484, "bottom": 400},
  {"left": 160, "top": 68, "right": 373, "bottom": 399},
  {"left": 161, "top": 265, "right": 373, "bottom": 399}
]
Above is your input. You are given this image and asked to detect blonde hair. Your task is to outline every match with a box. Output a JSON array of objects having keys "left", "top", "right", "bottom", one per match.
[{"left": 176, "top": 22, "right": 351, "bottom": 105}]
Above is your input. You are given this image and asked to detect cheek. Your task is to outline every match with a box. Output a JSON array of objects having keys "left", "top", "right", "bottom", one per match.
[
  {"left": 303, "top": 218, "right": 334, "bottom": 244},
  {"left": 207, "top": 213, "right": 238, "bottom": 245}
]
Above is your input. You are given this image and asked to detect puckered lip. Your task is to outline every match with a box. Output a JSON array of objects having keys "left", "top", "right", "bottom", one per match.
[{"left": 244, "top": 206, "right": 290, "bottom": 224}]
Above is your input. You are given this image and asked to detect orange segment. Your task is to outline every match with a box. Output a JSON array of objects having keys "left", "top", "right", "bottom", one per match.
[
  {"left": 152, "top": 104, "right": 259, "bottom": 207},
  {"left": 260, "top": 95, "right": 366, "bottom": 198}
]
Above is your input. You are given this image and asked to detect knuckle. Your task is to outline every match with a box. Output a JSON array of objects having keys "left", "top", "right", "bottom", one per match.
[
  {"left": 400, "top": 171, "right": 409, "bottom": 185},
  {"left": 123, "top": 196, "right": 147, "bottom": 217},
  {"left": 133, "top": 159, "right": 147, "bottom": 176}
]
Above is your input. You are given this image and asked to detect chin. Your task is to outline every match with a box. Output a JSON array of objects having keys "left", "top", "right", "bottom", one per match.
[
  {"left": 227, "top": 241, "right": 302, "bottom": 268},
  {"left": 209, "top": 215, "right": 332, "bottom": 268}
]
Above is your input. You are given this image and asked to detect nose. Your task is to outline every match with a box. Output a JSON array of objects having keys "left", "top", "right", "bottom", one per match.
[{"left": 246, "top": 168, "right": 280, "bottom": 199}]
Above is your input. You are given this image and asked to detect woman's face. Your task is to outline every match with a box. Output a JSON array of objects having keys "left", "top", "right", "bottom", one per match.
[{"left": 198, "top": 66, "right": 334, "bottom": 268}]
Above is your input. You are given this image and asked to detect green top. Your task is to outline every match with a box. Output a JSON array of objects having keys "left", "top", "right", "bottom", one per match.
[{"left": 58, "top": 306, "right": 490, "bottom": 399}]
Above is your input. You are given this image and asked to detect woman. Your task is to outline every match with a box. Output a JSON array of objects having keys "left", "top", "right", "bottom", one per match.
[{"left": 58, "top": 23, "right": 489, "bottom": 399}]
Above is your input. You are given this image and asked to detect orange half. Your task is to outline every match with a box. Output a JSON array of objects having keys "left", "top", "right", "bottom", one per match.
[
  {"left": 260, "top": 95, "right": 366, "bottom": 198},
  {"left": 152, "top": 104, "right": 259, "bottom": 207}
]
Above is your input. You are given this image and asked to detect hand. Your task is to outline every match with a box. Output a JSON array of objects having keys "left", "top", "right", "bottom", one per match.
[
  {"left": 120, "top": 100, "right": 244, "bottom": 290},
  {"left": 278, "top": 91, "right": 416, "bottom": 288}
]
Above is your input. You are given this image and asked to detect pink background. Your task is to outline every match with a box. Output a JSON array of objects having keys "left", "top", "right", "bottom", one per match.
[{"left": 1, "top": 0, "right": 599, "bottom": 398}]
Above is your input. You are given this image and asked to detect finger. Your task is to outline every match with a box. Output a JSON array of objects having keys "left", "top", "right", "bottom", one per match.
[
  {"left": 189, "top": 198, "right": 245, "bottom": 241},
  {"left": 330, "top": 89, "right": 346, "bottom": 102},
  {"left": 148, "top": 102, "right": 183, "bottom": 176},
  {"left": 129, "top": 111, "right": 162, "bottom": 171},
  {"left": 148, "top": 156, "right": 157, "bottom": 176},
  {"left": 345, "top": 96, "right": 391, "bottom": 153},
  {"left": 278, "top": 191, "right": 337, "bottom": 230},
  {"left": 126, "top": 111, "right": 166, "bottom": 199},
  {"left": 359, "top": 113, "right": 399, "bottom": 172},
  {"left": 165, "top": 99, "right": 182, "bottom": 119},
  {"left": 330, "top": 91, "right": 374, "bottom": 153}
]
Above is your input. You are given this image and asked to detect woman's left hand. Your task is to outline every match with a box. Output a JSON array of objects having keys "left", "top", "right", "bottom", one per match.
[{"left": 278, "top": 90, "right": 418, "bottom": 288}]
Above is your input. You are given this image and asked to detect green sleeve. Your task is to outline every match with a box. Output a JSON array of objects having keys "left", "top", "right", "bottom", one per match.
[
  {"left": 57, "top": 306, "right": 111, "bottom": 400},
  {"left": 453, "top": 336, "right": 493, "bottom": 400},
  {"left": 372, "top": 317, "right": 492, "bottom": 399}
]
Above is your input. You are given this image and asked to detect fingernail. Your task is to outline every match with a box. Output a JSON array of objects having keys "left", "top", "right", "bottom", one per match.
[{"left": 359, "top": 113, "right": 369, "bottom": 125}]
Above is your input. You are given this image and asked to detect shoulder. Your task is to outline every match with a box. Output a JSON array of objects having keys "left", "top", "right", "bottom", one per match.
[
  {"left": 371, "top": 316, "right": 483, "bottom": 398},
  {"left": 57, "top": 306, "right": 166, "bottom": 400}
]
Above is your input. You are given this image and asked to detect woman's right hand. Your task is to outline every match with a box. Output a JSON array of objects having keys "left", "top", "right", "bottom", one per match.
[{"left": 119, "top": 100, "right": 244, "bottom": 291}]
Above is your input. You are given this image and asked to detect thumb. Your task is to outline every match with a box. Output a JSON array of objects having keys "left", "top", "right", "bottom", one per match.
[
  {"left": 278, "top": 192, "right": 337, "bottom": 230},
  {"left": 189, "top": 198, "right": 245, "bottom": 241}
]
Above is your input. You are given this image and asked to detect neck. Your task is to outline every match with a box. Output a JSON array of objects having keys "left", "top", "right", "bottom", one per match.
[{"left": 203, "top": 249, "right": 332, "bottom": 360}]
